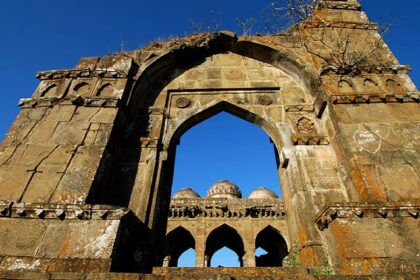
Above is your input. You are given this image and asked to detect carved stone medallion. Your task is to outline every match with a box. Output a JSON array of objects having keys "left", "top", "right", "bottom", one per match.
[
  {"left": 175, "top": 97, "right": 191, "bottom": 108},
  {"left": 297, "top": 117, "right": 317, "bottom": 135},
  {"left": 258, "top": 95, "right": 273, "bottom": 106}
]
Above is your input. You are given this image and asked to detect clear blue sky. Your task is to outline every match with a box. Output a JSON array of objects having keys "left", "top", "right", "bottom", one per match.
[{"left": 1, "top": 0, "right": 419, "bottom": 267}]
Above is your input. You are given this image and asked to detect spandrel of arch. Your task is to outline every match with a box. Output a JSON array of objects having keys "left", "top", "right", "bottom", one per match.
[
  {"left": 385, "top": 78, "right": 402, "bottom": 92},
  {"left": 255, "top": 226, "right": 288, "bottom": 267},
  {"left": 363, "top": 78, "right": 377, "bottom": 87},
  {"left": 40, "top": 83, "right": 58, "bottom": 97},
  {"left": 164, "top": 226, "right": 195, "bottom": 267},
  {"left": 73, "top": 81, "right": 90, "bottom": 94},
  {"left": 96, "top": 83, "right": 113, "bottom": 97},
  {"left": 127, "top": 38, "right": 321, "bottom": 118},
  {"left": 338, "top": 79, "right": 354, "bottom": 92},
  {"left": 205, "top": 224, "right": 244, "bottom": 267}
]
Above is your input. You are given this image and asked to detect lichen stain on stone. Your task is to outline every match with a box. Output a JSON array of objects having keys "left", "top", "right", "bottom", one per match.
[
  {"left": 85, "top": 221, "right": 118, "bottom": 258},
  {"left": 7, "top": 259, "right": 41, "bottom": 271}
]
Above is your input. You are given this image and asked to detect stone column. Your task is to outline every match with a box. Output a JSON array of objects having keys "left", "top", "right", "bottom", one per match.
[
  {"left": 162, "top": 256, "right": 171, "bottom": 267},
  {"left": 195, "top": 234, "right": 206, "bottom": 267},
  {"left": 243, "top": 237, "right": 256, "bottom": 267}
]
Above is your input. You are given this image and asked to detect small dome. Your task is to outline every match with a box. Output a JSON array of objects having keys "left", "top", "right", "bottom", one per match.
[
  {"left": 207, "top": 180, "right": 242, "bottom": 199},
  {"left": 248, "top": 187, "right": 278, "bottom": 199},
  {"left": 172, "top": 188, "right": 200, "bottom": 199}
]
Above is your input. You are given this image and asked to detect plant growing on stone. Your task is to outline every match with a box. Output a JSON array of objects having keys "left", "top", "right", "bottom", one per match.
[
  {"left": 302, "top": 27, "right": 389, "bottom": 76},
  {"left": 260, "top": 0, "right": 317, "bottom": 34}
]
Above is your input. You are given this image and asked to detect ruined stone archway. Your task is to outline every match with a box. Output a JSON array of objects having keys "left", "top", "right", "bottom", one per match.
[
  {"left": 118, "top": 47, "right": 333, "bottom": 270},
  {"left": 1, "top": 2, "right": 420, "bottom": 276}
]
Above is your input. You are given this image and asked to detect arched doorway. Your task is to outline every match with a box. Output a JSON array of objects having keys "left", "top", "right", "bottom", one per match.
[
  {"left": 164, "top": 227, "right": 195, "bottom": 267},
  {"left": 255, "top": 226, "right": 288, "bottom": 267},
  {"left": 205, "top": 224, "right": 244, "bottom": 267}
]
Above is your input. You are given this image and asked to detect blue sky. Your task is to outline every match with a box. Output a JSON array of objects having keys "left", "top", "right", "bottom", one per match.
[{"left": 1, "top": 0, "right": 419, "bottom": 267}]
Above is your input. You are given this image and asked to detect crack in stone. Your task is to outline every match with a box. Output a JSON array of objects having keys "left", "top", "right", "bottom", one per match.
[
  {"left": 47, "top": 123, "right": 92, "bottom": 203},
  {"left": 17, "top": 145, "right": 60, "bottom": 202}
]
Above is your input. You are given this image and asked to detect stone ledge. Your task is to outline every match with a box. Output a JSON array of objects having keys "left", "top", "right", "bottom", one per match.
[
  {"left": 284, "top": 105, "right": 315, "bottom": 112},
  {"left": 0, "top": 201, "right": 129, "bottom": 221},
  {"left": 36, "top": 68, "right": 129, "bottom": 80},
  {"left": 317, "top": 1, "right": 361, "bottom": 11},
  {"left": 153, "top": 267, "right": 309, "bottom": 278},
  {"left": 330, "top": 93, "right": 420, "bottom": 104},
  {"left": 291, "top": 135, "right": 329, "bottom": 145},
  {"left": 168, "top": 198, "right": 285, "bottom": 219},
  {"left": 303, "top": 21, "right": 377, "bottom": 30},
  {"left": 320, "top": 64, "right": 411, "bottom": 76},
  {"left": 315, "top": 203, "right": 420, "bottom": 230},
  {"left": 18, "top": 96, "right": 120, "bottom": 108},
  {"left": 0, "top": 257, "right": 112, "bottom": 274}
]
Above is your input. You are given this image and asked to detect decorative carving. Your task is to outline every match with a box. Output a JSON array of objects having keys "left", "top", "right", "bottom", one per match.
[
  {"left": 316, "top": 203, "right": 420, "bottom": 230},
  {"left": 168, "top": 198, "right": 285, "bottom": 219},
  {"left": 291, "top": 134, "right": 329, "bottom": 145},
  {"left": 40, "top": 83, "right": 58, "bottom": 97},
  {"left": 284, "top": 105, "right": 314, "bottom": 112},
  {"left": 0, "top": 200, "right": 129, "bottom": 221},
  {"left": 18, "top": 96, "right": 121, "bottom": 108},
  {"left": 317, "top": 1, "right": 361, "bottom": 11},
  {"left": 363, "top": 78, "right": 377, "bottom": 87},
  {"left": 330, "top": 92, "right": 420, "bottom": 104},
  {"left": 320, "top": 64, "right": 411, "bottom": 76},
  {"left": 36, "top": 68, "right": 129, "bottom": 80},
  {"left": 175, "top": 97, "right": 191, "bottom": 108},
  {"left": 297, "top": 117, "right": 317, "bottom": 135},
  {"left": 258, "top": 95, "right": 273, "bottom": 106}
]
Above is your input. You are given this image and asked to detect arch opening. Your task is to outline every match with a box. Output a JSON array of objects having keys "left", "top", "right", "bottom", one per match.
[
  {"left": 255, "top": 226, "right": 288, "bottom": 267},
  {"left": 170, "top": 110, "right": 282, "bottom": 198},
  {"left": 177, "top": 248, "right": 196, "bottom": 267},
  {"left": 205, "top": 224, "right": 244, "bottom": 267},
  {"left": 164, "top": 227, "right": 195, "bottom": 267},
  {"left": 211, "top": 247, "right": 241, "bottom": 267}
]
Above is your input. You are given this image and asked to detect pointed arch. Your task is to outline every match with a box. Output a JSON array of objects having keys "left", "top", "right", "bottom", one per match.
[
  {"left": 166, "top": 100, "right": 283, "bottom": 157},
  {"left": 255, "top": 226, "right": 288, "bottom": 267},
  {"left": 126, "top": 34, "right": 323, "bottom": 114},
  {"left": 205, "top": 224, "right": 244, "bottom": 267},
  {"left": 164, "top": 226, "right": 195, "bottom": 267}
]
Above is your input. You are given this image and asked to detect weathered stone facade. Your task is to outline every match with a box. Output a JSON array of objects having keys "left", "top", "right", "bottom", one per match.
[{"left": 0, "top": 0, "right": 419, "bottom": 278}]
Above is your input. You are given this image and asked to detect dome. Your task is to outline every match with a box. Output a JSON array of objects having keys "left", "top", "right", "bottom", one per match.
[
  {"left": 207, "top": 180, "right": 242, "bottom": 199},
  {"left": 172, "top": 188, "right": 200, "bottom": 199},
  {"left": 248, "top": 187, "right": 278, "bottom": 199}
]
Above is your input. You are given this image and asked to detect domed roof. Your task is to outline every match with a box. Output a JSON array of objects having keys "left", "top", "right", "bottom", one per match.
[
  {"left": 248, "top": 187, "right": 278, "bottom": 199},
  {"left": 207, "top": 180, "right": 242, "bottom": 199},
  {"left": 172, "top": 188, "right": 200, "bottom": 199}
]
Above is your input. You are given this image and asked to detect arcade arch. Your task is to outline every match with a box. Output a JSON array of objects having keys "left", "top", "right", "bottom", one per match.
[
  {"left": 205, "top": 224, "right": 245, "bottom": 267},
  {"left": 163, "top": 226, "right": 195, "bottom": 267},
  {"left": 255, "top": 226, "right": 288, "bottom": 267}
]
